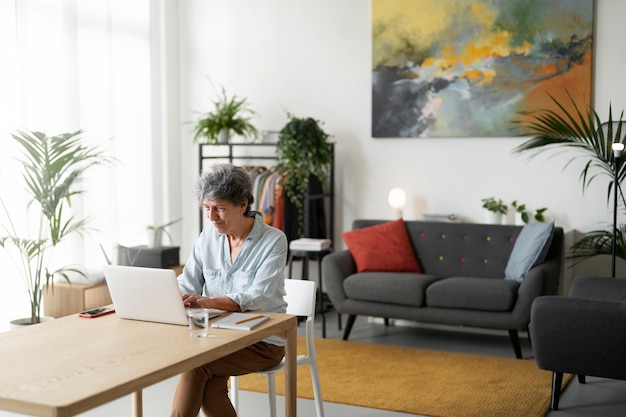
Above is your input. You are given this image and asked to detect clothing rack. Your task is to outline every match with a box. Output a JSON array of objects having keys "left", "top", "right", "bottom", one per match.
[{"left": 197, "top": 142, "right": 334, "bottom": 246}]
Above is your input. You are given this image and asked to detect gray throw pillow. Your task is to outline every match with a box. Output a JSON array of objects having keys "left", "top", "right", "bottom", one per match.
[{"left": 505, "top": 221, "right": 555, "bottom": 282}]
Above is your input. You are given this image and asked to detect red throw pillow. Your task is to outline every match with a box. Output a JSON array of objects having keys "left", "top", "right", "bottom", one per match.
[{"left": 342, "top": 219, "right": 422, "bottom": 273}]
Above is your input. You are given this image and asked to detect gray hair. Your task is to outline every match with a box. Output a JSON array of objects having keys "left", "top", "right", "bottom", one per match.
[{"left": 195, "top": 164, "right": 254, "bottom": 216}]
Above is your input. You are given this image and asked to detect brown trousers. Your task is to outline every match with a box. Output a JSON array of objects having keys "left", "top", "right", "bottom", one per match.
[{"left": 170, "top": 342, "right": 284, "bottom": 417}]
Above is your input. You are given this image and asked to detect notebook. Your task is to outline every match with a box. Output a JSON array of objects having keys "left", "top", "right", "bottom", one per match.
[
  {"left": 211, "top": 312, "right": 270, "bottom": 331},
  {"left": 103, "top": 265, "right": 222, "bottom": 326}
]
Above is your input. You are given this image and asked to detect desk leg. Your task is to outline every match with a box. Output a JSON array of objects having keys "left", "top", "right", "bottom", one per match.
[
  {"left": 132, "top": 390, "right": 143, "bottom": 417},
  {"left": 284, "top": 320, "right": 297, "bottom": 417}
]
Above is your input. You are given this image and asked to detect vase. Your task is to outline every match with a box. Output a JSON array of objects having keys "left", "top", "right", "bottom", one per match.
[
  {"left": 148, "top": 229, "right": 163, "bottom": 247},
  {"left": 484, "top": 211, "right": 503, "bottom": 225},
  {"left": 217, "top": 128, "right": 230, "bottom": 144}
]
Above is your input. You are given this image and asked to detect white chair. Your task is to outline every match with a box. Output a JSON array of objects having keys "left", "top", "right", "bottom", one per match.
[{"left": 230, "top": 279, "right": 324, "bottom": 417}]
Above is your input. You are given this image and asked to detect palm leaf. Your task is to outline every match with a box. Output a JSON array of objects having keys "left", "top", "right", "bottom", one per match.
[
  {"left": 514, "top": 94, "right": 626, "bottom": 265},
  {"left": 515, "top": 94, "right": 626, "bottom": 204},
  {"left": 1, "top": 130, "right": 112, "bottom": 323}
]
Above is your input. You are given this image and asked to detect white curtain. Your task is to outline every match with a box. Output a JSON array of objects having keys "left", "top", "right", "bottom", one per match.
[{"left": 0, "top": 0, "right": 177, "bottom": 323}]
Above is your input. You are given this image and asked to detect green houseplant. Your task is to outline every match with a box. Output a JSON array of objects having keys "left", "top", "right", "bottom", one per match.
[
  {"left": 0, "top": 130, "right": 111, "bottom": 324},
  {"left": 276, "top": 113, "right": 332, "bottom": 237},
  {"left": 481, "top": 196, "right": 508, "bottom": 224},
  {"left": 192, "top": 86, "right": 258, "bottom": 144},
  {"left": 511, "top": 201, "right": 547, "bottom": 224},
  {"left": 481, "top": 197, "right": 508, "bottom": 215},
  {"left": 513, "top": 94, "right": 626, "bottom": 265}
]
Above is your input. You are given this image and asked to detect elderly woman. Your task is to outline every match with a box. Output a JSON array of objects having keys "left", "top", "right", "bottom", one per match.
[{"left": 170, "top": 164, "right": 288, "bottom": 417}]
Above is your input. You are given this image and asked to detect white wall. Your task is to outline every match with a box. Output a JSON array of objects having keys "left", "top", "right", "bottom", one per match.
[
  {"left": 176, "top": 0, "right": 626, "bottom": 285},
  {"left": 1, "top": 1, "right": 622, "bottom": 327}
]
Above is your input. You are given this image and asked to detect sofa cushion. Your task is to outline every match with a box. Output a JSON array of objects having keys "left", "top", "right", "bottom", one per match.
[
  {"left": 344, "top": 272, "right": 439, "bottom": 307},
  {"left": 505, "top": 221, "right": 555, "bottom": 283},
  {"left": 426, "top": 277, "right": 519, "bottom": 311},
  {"left": 342, "top": 219, "right": 422, "bottom": 273}
]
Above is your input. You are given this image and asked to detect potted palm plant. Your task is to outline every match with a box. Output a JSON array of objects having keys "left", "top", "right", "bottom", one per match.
[
  {"left": 513, "top": 93, "right": 625, "bottom": 265},
  {"left": 276, "top": 113, "right": 333, "bottom": 237},
  {"left": 192, "top": 86, "right": 258, "bottom": 144},
  {"left": 0, "top": 129, "right": 111, "bottom": 325}
]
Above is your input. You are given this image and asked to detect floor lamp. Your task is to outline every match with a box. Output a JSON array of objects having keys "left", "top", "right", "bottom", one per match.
[{"left": 612, "top": 142, "right": 624, "bottom": 278}]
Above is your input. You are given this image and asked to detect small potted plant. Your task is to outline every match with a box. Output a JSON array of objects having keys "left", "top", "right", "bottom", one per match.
[
  {"left": 276, "top": 113, "right": 333, "bottom": 237},
  {"left": 511, "top": 201, "right": 548, "bottom": 225},
  {"left": 481, "top": 197, "right": 508, "bottom": 224},
  {"left": 192, "top": 86, "right": 258, "bottom": 144},
  {"left": 147, "top": 218, "right": 181, "bottom": 247}
]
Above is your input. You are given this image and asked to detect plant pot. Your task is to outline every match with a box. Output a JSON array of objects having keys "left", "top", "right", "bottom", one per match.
[
  {"left": 9, "top": 316, "right": 54, "bottom": 330},
  {"left": 148, "top": 229, "right": 163, "bottom": 247},
  {"left": 484, "top": 211, "right": 503, "bottom": 225},
  {"left": 218, "top": 128, "right": 230, "bottom": 144}
]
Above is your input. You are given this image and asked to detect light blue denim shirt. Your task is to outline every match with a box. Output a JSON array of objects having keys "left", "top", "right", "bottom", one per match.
[{"left": 178, "top": 212, "right": 288, "bottom": 345}]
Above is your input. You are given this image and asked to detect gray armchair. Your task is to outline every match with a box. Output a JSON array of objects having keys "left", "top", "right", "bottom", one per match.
[{"left": 529, "top": 275, "right": 626, "bottom": 410}]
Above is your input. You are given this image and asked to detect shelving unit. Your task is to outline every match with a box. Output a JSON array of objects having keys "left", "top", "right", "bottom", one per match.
[{"left": 198, "top": 142, "right": 334, "bottom": 245}]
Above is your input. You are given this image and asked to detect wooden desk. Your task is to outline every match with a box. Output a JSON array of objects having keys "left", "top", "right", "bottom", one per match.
[{"left": 0, "top": 311, "right": 297, "bottom": 417}]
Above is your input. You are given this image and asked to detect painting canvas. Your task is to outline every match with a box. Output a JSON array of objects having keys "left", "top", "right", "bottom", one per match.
[{"left": 372, "top": 0, "right": 594, "bottom": 138}]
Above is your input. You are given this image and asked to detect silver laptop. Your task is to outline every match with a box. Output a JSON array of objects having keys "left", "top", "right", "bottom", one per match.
[{"left": 104, "top": 265, "right": 221, "bottom": 326}]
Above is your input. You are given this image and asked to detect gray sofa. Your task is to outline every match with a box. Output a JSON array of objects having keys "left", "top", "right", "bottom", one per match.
[{"left": 322, "top": 219, "right": 564, "bottom": 358}]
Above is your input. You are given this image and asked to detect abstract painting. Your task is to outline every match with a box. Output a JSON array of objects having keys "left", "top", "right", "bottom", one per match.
[{"left": 372, "top": 0, "right": 594, "bottom": 138}]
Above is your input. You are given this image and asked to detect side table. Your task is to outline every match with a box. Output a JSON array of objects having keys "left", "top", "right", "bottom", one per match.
[
  {"left": 287, "top": 248, "right": 331, "bottom": 337},
  {"left": 43, "top": 281, "right": 112, "bottom": 318}
]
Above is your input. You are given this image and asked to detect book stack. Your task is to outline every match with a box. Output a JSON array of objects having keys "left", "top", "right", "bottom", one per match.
[{"left": 289, "top": 238, "right": 332, "bottom": 251}]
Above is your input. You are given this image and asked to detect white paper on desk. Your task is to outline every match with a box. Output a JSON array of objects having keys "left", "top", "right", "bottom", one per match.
[{"left": 211, "top": 313, "right": 269, "bottom": 331}]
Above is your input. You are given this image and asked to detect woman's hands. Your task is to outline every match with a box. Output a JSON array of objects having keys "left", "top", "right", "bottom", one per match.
[
  {"left": 181, "top": 293, "right": 241, "bottom": 312},
  {"left": 182, "top": 293, "right": 205, "bottom": 308}
]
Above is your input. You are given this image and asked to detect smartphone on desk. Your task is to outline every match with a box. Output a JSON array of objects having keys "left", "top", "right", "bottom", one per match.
[{"left": 78, "top": 307, "right": 115, "bottom": 318}]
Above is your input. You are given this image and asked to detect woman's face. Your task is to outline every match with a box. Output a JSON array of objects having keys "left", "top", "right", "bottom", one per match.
[{"left": 202, "top": 197, "right": 247, "bottom": 234}]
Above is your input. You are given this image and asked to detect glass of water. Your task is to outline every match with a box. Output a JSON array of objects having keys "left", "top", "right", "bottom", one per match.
[{"left": 187, "top": 308, "right": 210, "bottom": 337}]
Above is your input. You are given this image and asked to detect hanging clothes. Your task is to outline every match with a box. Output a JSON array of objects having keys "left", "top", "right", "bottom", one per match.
[{"left": 242, "top": 166, "right": 327, "bottom": 242}]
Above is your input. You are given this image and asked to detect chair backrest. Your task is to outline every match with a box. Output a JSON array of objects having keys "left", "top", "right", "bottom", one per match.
[{"left": 284, "top": 279, "right": 316, "bottom": 319}]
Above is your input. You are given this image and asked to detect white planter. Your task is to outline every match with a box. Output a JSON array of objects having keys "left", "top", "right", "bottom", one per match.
[
  {"left": 10, "top": 316, "right": 54, "bottom": 330},
  {"left": 217, "top": 128, "right": 230, "bottom": 144},
  {"left": 484, "top": 211, "right": 503, "bottom": 224},
  {"left": 148, "top": 229, "right": 163, "bottom": 247}
]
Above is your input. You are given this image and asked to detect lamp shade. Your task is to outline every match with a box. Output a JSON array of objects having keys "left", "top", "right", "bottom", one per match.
[
  {"left": 388, "top": 188, "right": 407, "bottom": 210},
  {"left": 612, "top": 142, "right": 624, "bottom": 158}
]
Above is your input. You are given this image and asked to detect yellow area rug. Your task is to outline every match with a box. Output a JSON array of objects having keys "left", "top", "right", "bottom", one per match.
[{"left": 237, "top": 336, "right": 572, "bottom": 417}]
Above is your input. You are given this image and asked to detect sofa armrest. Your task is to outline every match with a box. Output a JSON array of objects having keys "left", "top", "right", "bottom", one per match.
[
  {"left": 569, "top": 275, "right": 626, "bottom": 301},
  {"left": 510, "top": 256, "right": 561, "bottom": 327},
  {"left": 530, "top": 295, "right": 626, "bottom": 380},
  {"left": 322, "top": 249, "right": 357, "bottom": 310}
]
